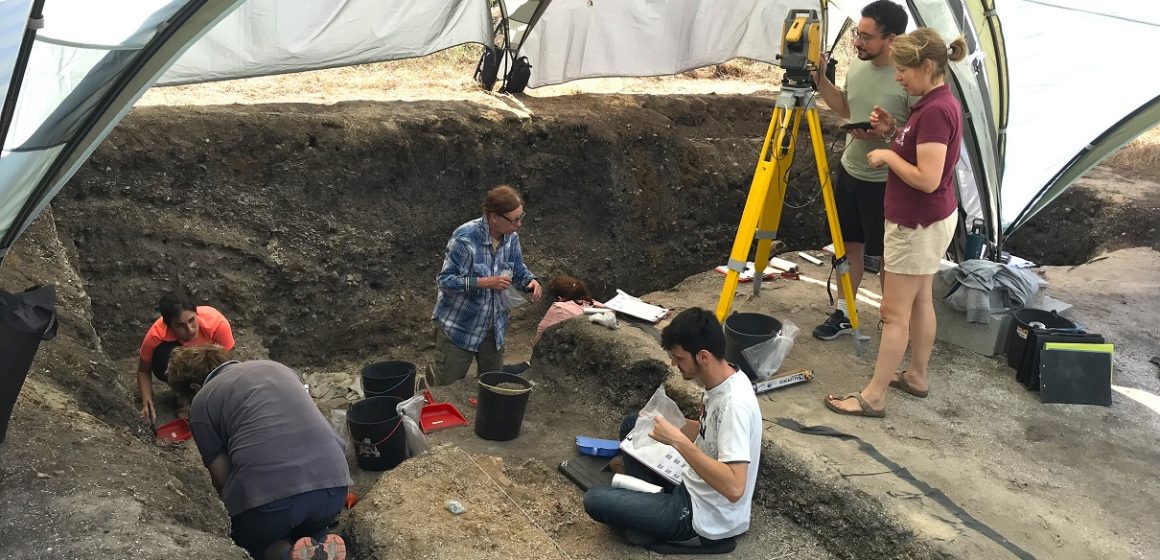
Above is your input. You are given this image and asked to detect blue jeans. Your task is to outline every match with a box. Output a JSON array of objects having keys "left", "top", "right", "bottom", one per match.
[
  {"left": 582, "top": 415, "right": 698, "bottom": 544},
  {"left": 229, "top": 486, "right": 346, "bottom": 559}
]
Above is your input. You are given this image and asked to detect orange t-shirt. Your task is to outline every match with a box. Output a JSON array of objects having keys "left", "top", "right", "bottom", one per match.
[{"left": 138, "top": 305, "right": 235, "bottom": 366}]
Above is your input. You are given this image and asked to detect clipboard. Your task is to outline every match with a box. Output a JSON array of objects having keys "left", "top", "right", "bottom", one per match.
[
  {"left": 602, "top": 290, "right": 668, "bottom": 323},
  {"left": 618, "top": 434, "right": 686, "bottom": 485}
]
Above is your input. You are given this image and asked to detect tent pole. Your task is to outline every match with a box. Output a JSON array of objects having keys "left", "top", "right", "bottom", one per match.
[{"left": 0, "top": 0, "right": 46, "bottom": 156}]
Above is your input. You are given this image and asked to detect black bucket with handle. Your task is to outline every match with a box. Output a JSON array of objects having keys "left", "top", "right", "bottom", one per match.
[
  {"left": 361, "top": 361, "right": 416, "bottom": 401},
  {"left": 347, "top": 396, "right": 406, "bottom": 471},
  {"left": 1006, "top": 309, "right": 1078, "bottom": 369},
  {"left": 723, "top": 312, "right": 782, "bottom": 380},
  {"left": 474, "top": 372, "right": 532, "bottom": 441}
]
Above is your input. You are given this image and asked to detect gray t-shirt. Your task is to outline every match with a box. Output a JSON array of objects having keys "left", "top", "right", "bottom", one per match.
[
  {"left": 190, "top": 360, "right": 351, "bottom": 516},
  {"left": 840, "top": 59, "right": 916, "bottom": 182}
]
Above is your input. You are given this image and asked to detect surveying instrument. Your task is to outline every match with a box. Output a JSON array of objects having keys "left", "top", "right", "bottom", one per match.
[{"left": 715, "top": 9, "right": 864, "bottom": 354}]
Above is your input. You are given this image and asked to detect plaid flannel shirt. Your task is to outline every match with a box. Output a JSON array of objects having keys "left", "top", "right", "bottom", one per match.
[{"left": 432, "top": 217, "right": 534, "bottom": 352}]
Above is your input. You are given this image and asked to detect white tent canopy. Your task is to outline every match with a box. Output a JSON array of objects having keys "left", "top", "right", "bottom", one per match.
[
  {"left": 519, "top": 0, "right": 854, "bottom": 87},
  {"left": 2, "top": 0, "right": 1158, "bottom": 263},
  {"left": 997, "top": 1, "right": 1160, "bottom": 234},
  {"left": 159, "top": 0, "right": 491, "bottom": 86},
  {"left": 0, "top": 0, "right": 247, "bottom": 260}
]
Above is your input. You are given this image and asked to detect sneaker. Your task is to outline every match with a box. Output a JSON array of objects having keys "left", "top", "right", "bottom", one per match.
[
  {"left": 502, "top": 361, "right": 531, "bottom": 375},
  {"left": 288, "top": 534, "right": 347, "bottom": 560},
  {"left": 812, "top": 310, "right": 853, "bottom": 340}
]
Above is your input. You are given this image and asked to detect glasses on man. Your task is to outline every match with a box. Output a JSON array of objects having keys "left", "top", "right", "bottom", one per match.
[
  {"left": 498, "top": 212, "right": 526, "bottom": 225},
  {"left": 851, "top": 28, "right": 883, "bottom": 42}
]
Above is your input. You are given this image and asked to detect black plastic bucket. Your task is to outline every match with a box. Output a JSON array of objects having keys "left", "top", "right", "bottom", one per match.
[
  {"left": 361, "top": 361, "right": 416, "bottom": 401},
  {"left": 1006, "top": 309, "right": 1078, "bottom": 369},
  {"left": 347, "top": 396, "right": 406, "bottom": 471},
  {"left": 1, "top": 285, "right": 58, "bottom": 444},
  {"left": 474, "top": 372, "right": 532, "bottom": 441},
  {"left": 723, "top": 312, "right": 782, "bottom": 380}
]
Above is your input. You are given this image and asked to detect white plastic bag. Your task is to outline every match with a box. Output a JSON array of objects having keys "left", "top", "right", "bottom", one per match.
[
  {"left": 500, "top": 268, "right": 528, "bottom": 309},
  {"left": 330, "top": 408, "right": 354, "bottom": 460},
  {"left": 396, "top": 395, "right": 428, "bottom": 458},
  {"left": 587, "top": 309, "right": 619, "bottom": 329},
  {"left": 741, "top": 320, "right": 800, "bottom": 381},
  {"left": 627, "top": 386, "right": 687, "bottom": 449}
]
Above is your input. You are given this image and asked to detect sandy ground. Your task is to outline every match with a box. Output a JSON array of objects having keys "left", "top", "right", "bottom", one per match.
[
  {"left": 2, "top": 57, "right": 1156, "bottom": 559},
  {"left": 615, "top": 245, "right": 1160, "bottom": 560}
]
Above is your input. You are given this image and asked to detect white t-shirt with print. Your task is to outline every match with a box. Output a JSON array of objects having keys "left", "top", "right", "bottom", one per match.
[{"left": 682, "top": 370, "right": 762, "bottom": 539}]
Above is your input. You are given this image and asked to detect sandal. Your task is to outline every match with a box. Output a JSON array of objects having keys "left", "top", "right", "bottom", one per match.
[
  {"left": 824, "top": 393, "right": 885, "bottom": 418},
  {"left": 889, "top": 371, "right": 929, "bottom": 398}
]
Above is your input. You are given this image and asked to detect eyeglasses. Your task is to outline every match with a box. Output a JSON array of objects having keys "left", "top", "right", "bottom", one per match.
[
  {"left": 497, "top": 211, "right": 526, "bottom": 225},
  {"left": 851, "top": 28, "right": 883, "bottom": 42}
]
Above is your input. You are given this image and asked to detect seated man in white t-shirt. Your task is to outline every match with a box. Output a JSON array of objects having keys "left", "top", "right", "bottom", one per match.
[{"left": 583, "top": 308, "right": 762, "bottom": 553}]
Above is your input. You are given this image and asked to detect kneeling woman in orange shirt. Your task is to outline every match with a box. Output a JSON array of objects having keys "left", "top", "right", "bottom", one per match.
[{"left": 136, "top": 289, "right": 234, "bottom": 422}]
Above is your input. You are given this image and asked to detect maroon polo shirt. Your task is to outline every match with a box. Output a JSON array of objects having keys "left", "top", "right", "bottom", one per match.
[{"left": 883, "top": 84, "right": 962, "bottom": 227}]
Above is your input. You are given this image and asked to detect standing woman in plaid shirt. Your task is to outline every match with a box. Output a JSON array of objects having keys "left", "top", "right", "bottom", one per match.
[{"left": 430, "top": 185, "right": 543, "bottom": 386}]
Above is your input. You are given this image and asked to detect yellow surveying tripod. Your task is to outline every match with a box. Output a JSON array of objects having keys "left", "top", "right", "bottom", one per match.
[{"left": 715, "top": 9, "right": 864, "bottom": 354}]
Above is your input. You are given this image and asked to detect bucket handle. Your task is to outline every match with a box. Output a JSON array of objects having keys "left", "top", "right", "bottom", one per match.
[
  {"left": 479, "top": 377, "right": 532, "bottom": 396},
  {"left": 377, "top": 369, "right": 413, "bottom": 395},
  {"left": 360, "top": 417, "right": 404, "bottom": 447}
]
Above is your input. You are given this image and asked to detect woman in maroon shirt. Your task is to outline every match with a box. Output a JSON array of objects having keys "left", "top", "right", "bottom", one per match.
[{"left": 826, "top": 27, "right": 968, "bottom": 417}]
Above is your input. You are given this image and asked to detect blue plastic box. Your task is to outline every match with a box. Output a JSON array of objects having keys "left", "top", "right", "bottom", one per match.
[{"left": 576, "top": 436, "right": 620, "bottom": 457}]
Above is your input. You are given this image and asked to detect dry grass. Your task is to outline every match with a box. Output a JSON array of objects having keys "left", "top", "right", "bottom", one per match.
[
  {"left": 1103, "top": 125, "right": 1160, "bottom": 182},
  {"left": 139, "top": 45, "right": 484, "bottom": 106},
  {"left": 680, "top": 58, "right": 781, "bottom": 81},
  {"left": 138, "top": 40, "right": 799, "bottom": 107}
]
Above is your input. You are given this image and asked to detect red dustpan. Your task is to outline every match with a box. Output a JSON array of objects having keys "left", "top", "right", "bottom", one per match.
[
  {"left": 419, "top": 386, "right": 468, "bottom": 433},
  {"left": 155, "top": 418, "right": 191, "bottom": 443}
]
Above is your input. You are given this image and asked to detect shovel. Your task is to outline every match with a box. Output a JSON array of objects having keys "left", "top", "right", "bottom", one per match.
[{"left": 418, "top": 378, "right": 468, "bottom": 434}]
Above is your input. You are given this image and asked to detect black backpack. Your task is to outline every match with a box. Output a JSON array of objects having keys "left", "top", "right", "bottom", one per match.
[
  {"left": 502, "top": 56, "right": 532, "bottom": 94},
  {"left": 474, "top": 46, "right": 501, "bottom": 91}
]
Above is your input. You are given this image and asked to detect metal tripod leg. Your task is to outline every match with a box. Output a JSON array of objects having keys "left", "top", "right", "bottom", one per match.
[
  {"left": 715, "top": 102, "right": 791, "bottom": 321},
  {"left": 751, "top": 101, "right": 801, "bottom": 296},
  {"left": 804, "top": 108, "right": 863, "bottom": 354},
  {"left": 716, "top": 88, "right": 864, "bottom": 356}
]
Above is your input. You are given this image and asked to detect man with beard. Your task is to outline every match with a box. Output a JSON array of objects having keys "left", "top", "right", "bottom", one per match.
[
  {"left": 582, "top": 308, "right": 761, "bottom": 553},
  {"left": 811, "top": 0, "right": 914, "bottom": 341}
]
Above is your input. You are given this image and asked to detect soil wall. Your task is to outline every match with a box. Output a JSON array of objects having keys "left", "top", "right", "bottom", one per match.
[{"left": 51, "top": 96, "right": 836, "bottom": 367}]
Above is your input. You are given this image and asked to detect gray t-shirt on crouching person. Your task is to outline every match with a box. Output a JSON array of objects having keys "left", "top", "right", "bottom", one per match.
[{"left": 190, "top": 360, "right": 351, "bottom": 516}]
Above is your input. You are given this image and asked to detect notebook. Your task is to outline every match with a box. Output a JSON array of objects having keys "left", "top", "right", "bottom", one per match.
[
  {"left": 1039, "top": 342, "right": 1113, "bottom": 406},
  {"left": 619, "top": 434, "right": 687, "bottom": 485}
]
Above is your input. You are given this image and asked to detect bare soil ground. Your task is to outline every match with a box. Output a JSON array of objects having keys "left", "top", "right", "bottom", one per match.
[
  {"left": 2, "top": 64, "right": 1157, "bottom": 560},
  {"left": 628, "top": 249, "right": 1160, "bottom": 560}
]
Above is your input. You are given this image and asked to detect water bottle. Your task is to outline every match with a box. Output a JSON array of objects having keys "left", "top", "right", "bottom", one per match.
[{"left": 964, "top": 218, "right": 986, "bottom": 260}]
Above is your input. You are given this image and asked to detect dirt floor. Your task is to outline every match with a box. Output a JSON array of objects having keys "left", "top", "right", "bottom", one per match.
[
  {"left": 629, "top": 248, "right": 1160, "bottom": 560},
  {"left": 1, "top": 74, "right": 1158, "bottom": 559}
]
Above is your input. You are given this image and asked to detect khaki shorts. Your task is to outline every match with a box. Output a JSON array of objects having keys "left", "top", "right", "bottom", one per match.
[{"left": 883, "top": 213, "right": 957, "bottom": 276}]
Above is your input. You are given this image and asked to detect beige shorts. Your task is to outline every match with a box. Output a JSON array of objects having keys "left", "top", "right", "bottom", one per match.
[{"left": 883, "top": 213, "right": 957, "bottom": 275}]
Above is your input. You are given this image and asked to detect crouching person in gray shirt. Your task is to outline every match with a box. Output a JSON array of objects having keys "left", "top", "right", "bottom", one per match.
[{"left": 168, "top": 345, "right": 352, "bottom": 560}]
